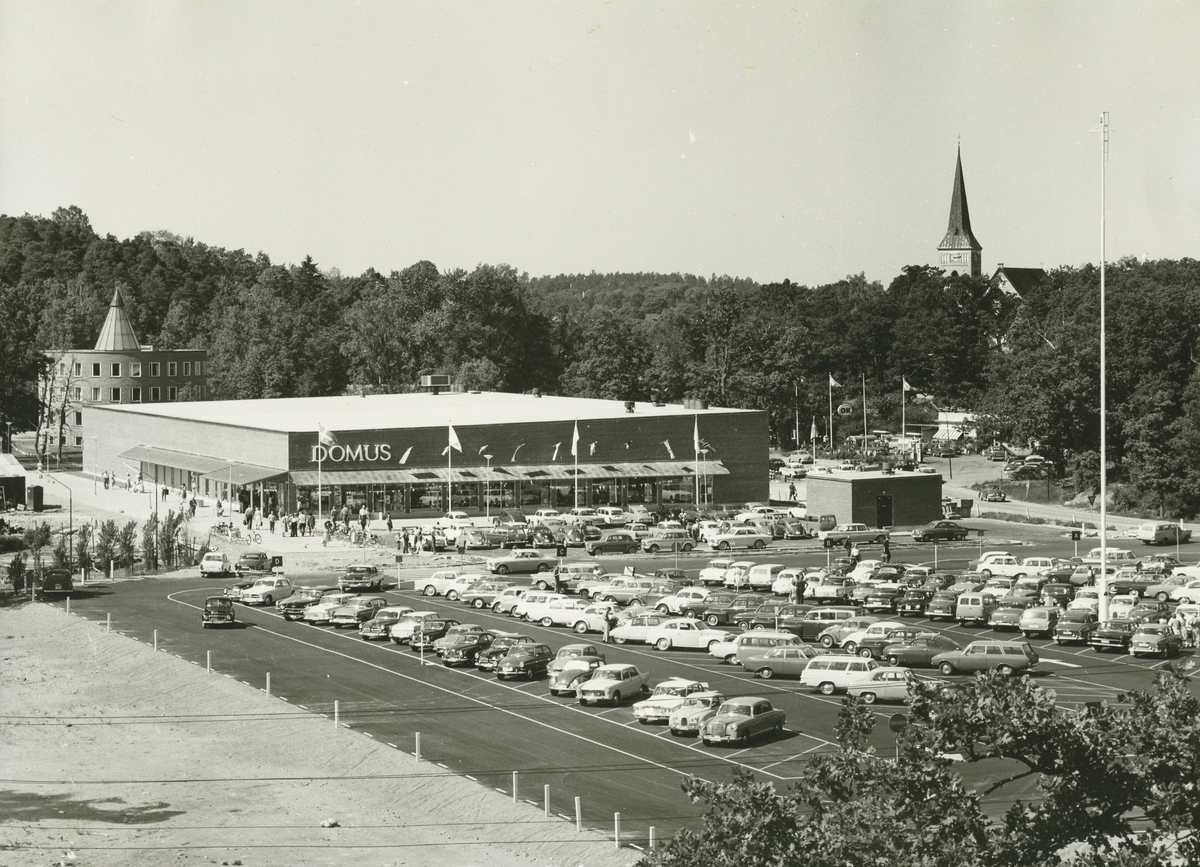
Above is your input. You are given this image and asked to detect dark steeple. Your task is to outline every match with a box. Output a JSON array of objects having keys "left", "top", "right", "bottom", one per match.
[{"left": 937, "top": 146, "right": 982, "bottom": 277}]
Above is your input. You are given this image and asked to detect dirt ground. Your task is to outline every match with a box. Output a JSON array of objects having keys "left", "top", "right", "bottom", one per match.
[{"left": 0, "top": 602, "right": 642, "bottom": 867}]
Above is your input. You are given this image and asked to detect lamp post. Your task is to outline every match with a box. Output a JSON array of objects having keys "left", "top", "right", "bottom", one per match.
[
  {"left": 91, "top": 436, "right": 98, "bottom": 495},
  {"left": 483, "top": 454, "right": 493, "bottom": 520},
  {"left": 698, "top": 449, "right": 709, "bottom": 507},
  {"left": 38, "top": 469, "right": 73, "bottom": 572},
  {"left": 4, "top": 421, "right": 10, "bottom": 454}
]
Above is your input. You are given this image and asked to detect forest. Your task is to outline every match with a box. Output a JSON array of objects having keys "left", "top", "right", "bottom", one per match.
[{"left": 3, "top": 206, "right": 1200, "bottom": 515}]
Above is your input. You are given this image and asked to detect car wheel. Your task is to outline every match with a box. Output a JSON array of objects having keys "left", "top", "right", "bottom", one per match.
[
  {"left": 473, "top": 598, "right": 486, "bottom": 609},
  {"left": 737, "top": 620, "right": 751, "bottom": 630},
  {"left": 702, "top": 738, "right": 711, "bottom": 746},
  {"left": 818, "top": 682, "right": 835, "bottom": 695},
  {"left": 753, "top": 624, "right": 766, "bottom": 631},
  {"left": 861, "top": 692, "right": 878, "bottom": 705},
  {"left": 579, "top": 697, "right": 588, "bottom": 705},
  {"left": 625, "top": 545, "right": 638, "bottom": 555},
  {"left": 939, "top": 662, "right": 956, "bottom": 676},
  {"left": 423, "top": 585, "right": 437, "bottom": 596},
  {"left": 858, "top": 647, "right": 874, "bottom": 659},
  {"left": 491, "top": 601, "right": 502, "bottom": 612},
  {"left": 201, "top": 622, "right": 208, "bottom": 628},
  {"left": 683, "top": 544, "right": 694, "bottom": 552},
  {"left": 887, "top": 655, "right": 900, "bottom": 666},
  {"left": 980, "top": 569, "right": 992, "bottom": 578},
  {"left": 655, "top": 604, "right": 669, "bottom": 613},
  {"left": 612, "top": 691, "right": 622, "bottom": 704},
  {"left": 535, "top": 579, "right": 550, "bottom": 590},
  {"left": 819, "top": 635, "right": 834, "bottom": 648},
  {"left": 496, "top": 565, "right": 510, "bottom": 575},
  {"left": 526, "top": 668, "right": 535, "bottom": 680},
  {"left": 536, "top": 564, "right": 550, "bottom": 573},
  {"left": 874, "top": 535, "right": 887, "bottom": 544},
  {"left": 705, "top": 614, "right": 720, "bottom": 627},
  {"left": 656, "top": 638, "right": 671, "bottom": 651},
  {"left": 573, "top": 621, "right": 589, "bottom": 634},
  {"left": 997, "top": 664, "right": 1016, "bottom": 676},
  {"left": 1156, "top": 591, "right": 1169, "bottom": 602},
  {"left": 629, "top": 597, "right": 644, "bottom": 607},
  {"left": 717, "top": 542, "right": 730, "bottom": 551},
  {"left": 773, "top": 720, "right": 784, "bottom": 736},
  {"left": 446, "top": 591, "right": 459, "bottom": 601},
  {"left": 549, "top": 689, "right": 558, "bottom": 696},
  {"left": 539, "top": 616, "right": 553, "bottom": 627},
  {"left": 753, "top": 540, "right": 766, "bottom": 549},
  {"left": 956, "top": 534, "right": 967, "bottom": 541},
  {"left": 724, "top": 653, "right": 738, "bottom": 664},
  {"left": 758, "top": 667, "right": 774, "bottom": 679},
  {"left": 647, "top": 544, "right": 659, "bottom": 553},
  {"left": 844, "top": 641, "right": 858, "bottom": 654}
]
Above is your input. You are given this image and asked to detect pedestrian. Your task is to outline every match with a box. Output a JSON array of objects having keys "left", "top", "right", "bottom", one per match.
[
  {"left": 603, "top": 608, "right": 618, "bottom": 643},
  {"left": 850, "top": 543, "right": 860, "bottom": 564},
  {"left": 882, "top": 537, "right": 891, "bottom": 563},
  {"left": 386, "top": 513, "right": 394, "bottom": 532},
  {"left": 342, "top": 505, "right": 351, "bottom": 532},
  {"left": 269, "top": 510, "right": 277, "bottom": 534},
  {"left": 843, "top": 537, "right": 852, "bottom": 558},
  {"left": 359, "top": 504, "right": 369, "bottom": 530},
  {"left": 189, "top": 497, "right": 197, "bottom": 518},
  {"left": 797, "top": 577, "right": 807, "bottom": 603},
  {"left": 126, "top": 473, "right": 131, "bottom": 490},
  {"left": 790, "top": 573, "right": 801, "bottom": 605},
  {"left": 307, "top": 511, "right": 316, "bottom": 536},
  {"left": 788, "top": 482, "right": 797, "bottom": 502},
  {"left": 102, "top": 470, "right": 110, "bottom": 489},
  {"left": 162, "top": 486, "right": 169, "bottom": 500},
  {"left": 554, "top": 565, "right": 564, "bottom": 594},
  {"left": 1188, "top": 613, "right": 1200, "bottom": 649}
]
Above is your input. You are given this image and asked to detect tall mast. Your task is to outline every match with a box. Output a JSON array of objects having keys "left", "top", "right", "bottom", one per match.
[{"left": 1098, "top": 112, "right": 1110, "bottom": 622}]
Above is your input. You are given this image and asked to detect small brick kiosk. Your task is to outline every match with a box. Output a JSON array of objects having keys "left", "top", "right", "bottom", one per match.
[{"left": 807, "top": 470, "right": 943, "bottom": 529}]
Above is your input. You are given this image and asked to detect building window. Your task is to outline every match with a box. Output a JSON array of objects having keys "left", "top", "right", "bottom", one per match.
[
  {"left": 74, "top": 412, "right": 82, "bottom": 425},
  {"left": 150, "top": 387, "right": 160, "bottom": 401},
  {"left": 72, "top": 387, "right": 82, "bottom": 401},
  {"left": 110, "top": 388, "right": 121, "bottom": 402},
  {"left": 73, "top": 362, "right": 82, "bottom": 376},
  {"left": 131, "top": 387, "right": 141, "bottom": 403},
  {"left": 168, "top": 386, "right": 177, "bottom": 401},
  {"left": 168, "top": 362, "right": 177, "bottom": 376},
  {"left": 58, "top": 363, "right": 65, "bottom": 376},
  {"left": 91, "top": 387, "right": 101, "bottom": 401},
  {"left": 74, "top": 436, "right": 83, "bottom": 447},
  {"left": 183, "top": 362, "right": 191, "bottom": 376},
  {"left": 150, "top": 362, "right": 160, "bottom": 377},
  {"left": 131, "top": 362, "right": 141, "bottom": 377},
  {"left": 92, "top": 363, "right": 101, "bottom": 376},
  {"left": 111, "top": 363, "right": 121, "bottom": 376}
]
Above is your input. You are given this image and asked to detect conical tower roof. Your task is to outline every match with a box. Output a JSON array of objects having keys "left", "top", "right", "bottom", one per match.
[
  {"left": 93, "top": 287, "right": 142, "bottom": 351},
  {"left": 938, "top": 147, "right": 981, "bottom": 252}
]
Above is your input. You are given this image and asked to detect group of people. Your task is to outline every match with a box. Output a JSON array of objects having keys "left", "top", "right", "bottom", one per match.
[
  {"left": 1163, "top": 608, "right": 1200, "bottom": 648},
  {"left": 397, "top": 527, "right": 438, "bottom": 554}
]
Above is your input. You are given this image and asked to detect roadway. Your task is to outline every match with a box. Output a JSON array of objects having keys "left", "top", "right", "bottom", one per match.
[{"left": 55, "top": 534, "right": 1198, "bottom": 845}]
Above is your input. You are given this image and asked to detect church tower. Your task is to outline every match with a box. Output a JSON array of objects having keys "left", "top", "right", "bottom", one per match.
[{"left": 937, "top": 146, "right": 982, "bottom": 278}]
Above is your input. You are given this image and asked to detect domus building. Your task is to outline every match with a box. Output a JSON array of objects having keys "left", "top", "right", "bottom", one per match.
[{"left": 86, "top": 391, "right": 767, "bottom": 519}]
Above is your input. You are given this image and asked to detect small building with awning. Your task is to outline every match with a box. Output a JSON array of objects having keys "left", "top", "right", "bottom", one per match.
[{"left": 85, "top": 392, "right": 766, "bottom": 519}]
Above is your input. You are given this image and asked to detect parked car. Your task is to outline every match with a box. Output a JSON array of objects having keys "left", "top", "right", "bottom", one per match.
[
  {"left": 742, "top": 645, "right": 826, "bottom": 679},
  {"left": 440, "top": 631, "right": 499, "bottom": 667},
  {"left": 987, "top": 599, "right": 1032, "bottom": 631},
  {"left": 495, "top": 643, "right": 555, "bottom": 680},
  {"left": 490, "top": 586, "right": 529, "bottom": 615},
  {"left": 578, "top": 664, "right": 650, "bottom": 705},
  {"left": 708, "top": 526, "right": 772, "bottom": 551},
  {"left": 409, "top": 619, "right": 463, "bottom": 652},
  {"left": 632, "top": 678, "right": 711, "bottom": 724},
  {"left": 201, "top": 596, "right": 236, "bottom": 627},
  {"left": 233, "top": 550, "right": 271, "bottom": 576},
  {"left": 646, "top": 618, "right": 737, "bottom": 652},
  {"left": 668, "top": 691, "right": 727, "bottom": 736},
  {"left": 846, "top": 666, "right": 916, "bottom": 704},
  {"left": 546, "top": 658, "right": 604, "bottom": 695},
  {"left": 476, "top": 634, "right": 536, "bottom": 671},
  {"left": 358, "top": 606, "right": 416, "bottom": 640},
  {"left": 698, "top": 558, "right": 736, "bottom": 586},
  {"left": 818, "top": 523, "right": 889, "bottom": 545},
  {"left": 328, "top": 595, "right": 388, "bottom": 628},
  {"left": 459, "top": 580, "right": 514, "bottom": 609},
  {"left": 708, "top": 631, "right": 799, "bottom": 665},
  {"left": 882, "top": 634, "right": 961, "bottom": 667},
  {"left": 585, "top": 530, "right": 641, "bottom": 556},
  {"left": 240, "top": 577, "right": 295, "bottom": 606},
  {"left": 277, "top": 585, "right": 340, "bottom": 621},
  {"left": 1137, "top": 522, "right": 1192, "bottom": 546},
  {"left": 387, "top": 611, "right": 441, "bottom": 643},
  {"left": 642, "top": 529, "right": 696, "bottom": 554},
  {"left": 932, "top": 640, "right": 1039, "bottom": 676},
  {"left": 546, "top": 643, "right": 606, "bottom": 676},
  {"left": 200, "top": 551, "right": 232, "bottom": 577},
  {"left": 700, "top": 697, "right": 786, "bottom": 746},
  {"left": 486, "top": 550, "right": 554, "bottom": 575},
  {"left": 816, "top": 616, "right": 880, "bottom": 648},
  {"left": 799, "top": 656, "right": 881, "bottom": 694},
  {"left": 1127, "top": 599, "right": 1173, "bottom": 624},
  {"left": 512, "top": 591, "right": 573, "bottom": 625},
  {"left": 428, "top": 623, "right": 488, "bottom": 656},
  {"left": 607, "top": 612, "right": 670, "bottom": 644},
  {"left": 896, "top": 588, "right": 935, "bottom": 616},
  {"left": 911, "top": 521, "right": 970, "bottom": 542},
  {"left": 338, "top": 563, "right": 383, "bottom": 592},
  {"left": 863, "top": 586, "right": 905, "bottom": 615},
  {"left": 413, "top": 569, "right": 465, "bottom": 597},
  {"left": 924, "top": 591, "right": 961, "bottom": 621},
  {"left": 854, "top": 625, "right": 928, "bottom": 660},
  {"left": 1129, "top": 623, "right": 1182, "bottom": 658},
  {"left": 1051, "top": 609, "right": 1100, "bottom": 645}
]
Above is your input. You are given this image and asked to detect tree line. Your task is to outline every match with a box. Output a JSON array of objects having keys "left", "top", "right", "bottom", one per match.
[{"left": 3, "top": 207, "right": 1200, "bottom": 514}]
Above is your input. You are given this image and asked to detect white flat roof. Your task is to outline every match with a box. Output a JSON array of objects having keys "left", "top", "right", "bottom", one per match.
[{"left": 94, "top": 392, "right": 751, "bottom": 434}]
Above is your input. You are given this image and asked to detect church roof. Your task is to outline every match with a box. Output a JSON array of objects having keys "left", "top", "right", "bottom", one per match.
[
  {"left": 938, "top": 147, "right": 982, "bottom": 252},
  {"left": 993, "top": 265, "right": 1047, "bottom": 298},
  {"left": 93, "top": 287, "right": 142, "bottom": 351}
]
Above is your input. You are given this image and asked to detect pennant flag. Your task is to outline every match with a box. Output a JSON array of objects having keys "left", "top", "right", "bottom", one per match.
[
  {"left": 511, "top": 443, "right": 525, "bottom": 462},
  {"left": 810, "top": 419, "right": 819, "bottom": 440},
  {"left": 478, "top": 443, "right": 489, "bottom": 454},
  {"left": 552, "top": 442, "right": 562, "bottom": 461},
  {"left": 399, "top": 446, "right": 412, "bottom": 464},
  {"left": 318, "top": 423, "right": 337, "bottom": 446},
  {"left": 902, "top": 378, "right": 913, "bottom": 392},
  {"left": 829, "top": 374, "right": 841, "bottom": 388},
  {"left": 589, "top": 442, "right": 597, "bottom": 456},
  {"left": 571, "top": 420, "right": 580, "bottom": 457},
  {"left": 447, "top": 425, "right": 462, "bottom": 453},
  {"left": 693, "top": 416, "right": 701, "bottom": 454},
  {"left": 663, "top": 439, "right": 675, "bottom": 460}
]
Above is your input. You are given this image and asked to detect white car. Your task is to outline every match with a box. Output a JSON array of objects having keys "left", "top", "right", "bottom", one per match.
[
  {"left": 1170, "top": 579, "right": 1200, "bottom": 604},
  {"left": 578, "top": 664, "right": 649, "bottom": 705},
  {"left": 239, "top": 577, "right": 294, "bottom": 606},
  {"left": 734, "top": 506, "right": 782, "bottom": 522},
  {"left": 595, "top": 506, "right": 626, "bottom": 525},
  {"left": 566, "top": 602, "right": 621, "bottom": 635},
  {"left": 772, "top": 568, "right": 805, "bottom": 596},
  {"left": 698, "top": 558, "right": 735, "bottom": 585},
  {"left": 838, "top": 620, "right": 906, "bottom": 654},
  {"left": 817, "top": 523, "right": 888, "bottom": 545},
  {"left": 532, "top": 508, "right": 561, "bottom": 521},
  {"left": 545, "top": 597, "right": 594, "bottom": 628},
  {"left": 668, "top": 690, "right": 726, "bottom": 736},
  {"left": 414, "top": 569, "right": 465, "bottom": 597},
  {"left": 720, "top": 560, "right": 758, "bottom": 590},
  {"left": 1081, "top": 547, "right": 1138, "bottom": 566},
  {"left": 1069, "top": 588, "right": 1102, "bottom": 611},
  {"left": 512, "top": 592, "right": 572, "bottom": 625},
  {"left": 846, "top": 667, "right": 915, "bottom": 704},
  {"left": 632, "top": 679, "right": 711, "bottom": 724},
  {"left": 847, "top": 560, "right": 884, "bottom": 582},
  {"left": 388, "top": 611, "right": 440, "bottom": 643},
  {"left": 564, "top": 507, "right": 600, "bottom": 525},
  {"left": 787, "top": 502, "right": 807, "bottom": 519},
  {"left": 490, "top": 586, "right": 529, "bottom": 615},
  {"left": 302, "top": 592, "right": 357, "bottom": 624},
  {"left": 653, "top": 586, "right": 713, "bottom": 616},
  {"left": 708, "top": 527, "right": 771, "bottom": 551},
  {"left": 707, "top": 631, "right": 799, "bottom": 665},
  {"left": 435, "top": 511, "right": 474, "bottom": 537},
  {"left": 438, "top": 573, "right": 488, "bottom": 602},
  {"left": 199, "top": 551, "right": 232, "bottom": 577},
  {"left": 645, "top": 618, "right": 736, "bottom": 652},
  {"left": 1107, "top": 594, "right": 1138, "bottom": 619}
]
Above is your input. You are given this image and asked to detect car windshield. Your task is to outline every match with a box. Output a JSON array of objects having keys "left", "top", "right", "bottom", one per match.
[
  {"left": 592, "top": 669, "right": 624, "bottom": 681},
  {"left": 719, "top": 703, "right": 752, "bottom": 717},
  {"left": 652, "top": 685, "right": 687, "bottom": 697},
  {"left": 1135, "top": 625, "right": 1166, "bottom": 636}
]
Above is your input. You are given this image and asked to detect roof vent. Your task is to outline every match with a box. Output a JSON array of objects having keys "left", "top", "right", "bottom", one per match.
[{"left": 420, "top": 374, "right": 452, "bottom": 395}]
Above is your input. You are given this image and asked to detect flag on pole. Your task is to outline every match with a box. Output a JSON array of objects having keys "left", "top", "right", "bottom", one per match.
[
  {"left": 810, "top": 419, "right": 819, "bottom": 440},
  {"left": 570, "top": 421, "right": 580, "bottom": 457},
  {"left": 398, "top": 446, "right": 412, "bottom": 464},
  {"left": 552, "top": 442, "right": 562, "bottom": 461},
  {"left": 693, "top": 417, "right": 701, "bottom": 454},
  {"left": 829, "top": 374, "right": 841, "bottom": 388},
  {"left": 663, "top": 439, "right": 675, "bottom": 460},
  {"left": 478, "top": 443, "right": 489, "bottom": 454},
  {"left": 447, "top": 424, "right": 462, "bottom": 453},
  {"left": 903, "top": 378, "right": 913, "bottom": 391},
  {"left": 318, "top": 423, "right": 337, "bottom": 446},
  {"left": 589, "top": 442, "right": 597, "bottom": 455}
]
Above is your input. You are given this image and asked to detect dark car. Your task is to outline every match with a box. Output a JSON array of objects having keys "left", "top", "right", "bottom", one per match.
[
  {"left": 563, "top": 525, "right": 603, "bottom": 548},
  {"left": 440, "top": 632, "right": 497, "bottom": 667},
  {"left": 883, "top": 634, "right": 961, "bottom": 667},
  {"left": 897, "top": 588, "right": 935, "bottom": 616},
  {"left": 495, "top": 642, "right": 555, "bottom": 680},
  {"left": 1127, "top": 600, "right": 1172, "bottom": 624},
  {"left": 201, "top": 596, "right": 236, "bottom": 627},
  {"left": 1107, "top": 574, "right": 1158, "bottom": 598},
  {"left": 586, "top": 530, "right": 642, "bottom": 556},
  {"left": 748, "top": 603, "right": 813, "bottom": 631},
  {"left": 1052, "top": 609, "right": 1099, "bottom": 645},
  {"left": 409, "top": 619, "right": 461, "bottom": 652},
  {"left": 277, "top": 586, "right": 339, "bottom": 621},
  {"left": 37, "top": 568, "right": 74, "bottom": 598},
  {"left": 988, "top": 599, "right": 1032, "bottom": 631},
  {"left": 338, "top": 564, "right": 383, "bottom": 592},
  {"left": 910, "top": 520, "right": 970, "bottom": 543},
  {"left": 1129, "top": 623, "right": 1183, "bottom": 658},
  {"left": 924, "top": 591, "right": 960, "bottom": 621},
  {"left": 1089, "top": 619, "right": 1136, "bottom": 652},
  {"left": 856, "top": 626, "right": 927, "bottom": 660},
  {"left": 863, "top": 587, "right": 905, "bottom": 614},
  {"left": 1040, "top": 582, "right": 1076, "bottom": 607},
  {"left": 233, "top": 550, "right": 271, "bottom": 577},
  {"left": 702, "top": 592, "right": 771, "bottom": 627},
  {"left": 653, "top": 568, "right": 692, "bottom": 585},
  {"left": 476, "top": 634, "right": 536, "bottom": 671}
]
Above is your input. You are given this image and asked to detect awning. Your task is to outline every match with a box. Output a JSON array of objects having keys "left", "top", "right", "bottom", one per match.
[
  {"left": 119, "top": 446, "right": 287, "bottom": 485},
  {"left": 289, "top": 458, "right": 729, "bottom": 487},
  {"left": 932, "top": 426, "right": 964, "bottom": 441}
]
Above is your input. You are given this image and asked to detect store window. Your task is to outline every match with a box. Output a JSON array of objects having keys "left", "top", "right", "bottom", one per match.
[
  {"left": 410, "top": 482, "right": 444, "bottom": 512},
  {"left": 590, "top": 481, "right": 620, "bottom": 506},
  {"left": 661, "top": 476, "right": 693, "bottom": 505},
  {"left": 521, "top": 476, "right": 554, "bottom": 508},
  {"left": 628, "top": 477, "right": 659, "bottom": 507}
]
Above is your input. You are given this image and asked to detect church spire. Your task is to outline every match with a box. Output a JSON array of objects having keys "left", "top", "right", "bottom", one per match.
[
  {"left": 937, "top": 146, "right": 982, "bottom": 277},
  {"left": 93, "top": 287, "right": 142, "bottom": 351}
]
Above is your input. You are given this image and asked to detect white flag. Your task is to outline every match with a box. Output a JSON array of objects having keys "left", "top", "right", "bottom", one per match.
[
  {"left": 447, "top": 424, "right": 462, "bottom": 453},
  {"left": 810, "top": 419, "right": 819, "bottom": 440},
  {"left": 663, "top": 439, "right": 675, "bottom": 460},
  {"left": 399, "top": 446, "right": 412, "bottom": 465},
  {"left": 589, "top": 442, "right": 597, "bottom": 456},
  {"left": 571, "top": 421, "right": 580, "bottom": 457},
  {"left": 318, "top": 423, "right": 337, "bottom": 446},
  {"left": 829, "top": 374, "right": 841, "bottom": 389},
  {"left": 552, "top": 442, "right": 562, "bottom": 461},
  {"left": 903, "top": 378, "right": 913, "bottom": 392},
  {"left": 693, "top": 417, "right": 700, "bottom": 454},
  {"left": 478, "top": 443, "right": 489, "bottom": 454}
]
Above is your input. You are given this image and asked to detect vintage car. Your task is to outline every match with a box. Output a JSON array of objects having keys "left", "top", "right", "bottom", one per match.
[
  {"left": 338, "top": 564, "right": 383, "bottom": 592},
  {"left": 931, "top": 640, "right": 1039, "bottom": 676},
  {"left": 854, "top": 625, "right": 929, "bottom": 660},
  {"left": 1127, "top": 599, "right": 1173, "bottom": 624},
  {"left": 459, "top": 580, "right": 515, "bottom": 609},
  {"left": 895, "top": 588, "right": 936, "bottom": 617},
  {"left": 200, "top": 551, "right": 232, "bottom": 577},
  {"left": 1051, "top": 609, "right": 1100, "bottom": 644},
  {"left": 586, "top": 530, "right": 642, "bottom": 556},
  {"left": 846, "top": 666, "right": 915, "bottom": 704},
  {"left": 642, "top": 529, "right": 696, "bottom": 554},
  {"left": 817, "top": 523, "right": 889, "bottom": 546},
  {"left": 707, "top": 526, "right": 772, "bottom": 551},
  {"left": 924, "top": 591, "right": 961, "bottom": 621},
  {"left": 475, "top": 634, "right": 537, "bottom": 671},
  {"left": 698, "top": 558, "right": 736, "bottom": 586},
  {"left": 1018, "top": 606, "right": 1061, "bottom": 638},
  {"left": 490, "top": 587, "right": 529, "bottom": 615},
  {"left": 413, "top": 569, "right": 465, "bottom": 597},
  {"left": 564, "top": 603, "right": 621, "bottom": 635},
  {"left": 699, "top": 697, "right": 786, "bottom": 746},
  {"left": 358, "top": 606, "right": 416, "bottom": 640},
  {"left": 276, "top": 585, "right": 339, "bottom": 621},
  {"left": 201, "top": 596, "right": 236, "bottom": 628},
  {"left": 817, "top": 616, "right": 881, "bottom": 648},
  {"left": 486, "top": 549, "right": 554, "bottom": 575},
  {"left": 300, "top": 592, "right": 357, "bottom": 624},
  {"left": 327, "top": 595, "right": 388, "bottom": 628},
  {"left": 233, "top": 550, "right": 271, "bottom": 576},
  {"left": 547, "top": 658, "right": 604, "bottom": 696},
  {"left": 668, "top": 691, "right": 726, "bottom": 736},
  {"left": 882, "top": 634, "right": 960, "bottom": 667},
  {"left": 440, "top": 632, "right": 498, "bottom": 667},
  {"left": 578, "top": 663, "right": 650, "bottom": 705},
  {"left": 1137, "top": 522, "right": 1192, "bottom": 546},
  {"left": 987, "top": 599, "right": 1032, "bottom": 631},
  {"left": 547, "top": 643, "right": 606, "bottom": 676},
  {"left": 409, "top": 619, "right": 462, "bottom": 652},
  {"left": 645, "top": 618, "right": 738, "bottom": 652},
  {"left": 239, "top": 577, "right": 294, "bottom": 606},
  {"left": 387, "top": 611, "right": 441, "bottom": 643},
  {"left": 741, "top": 645, "right": 825, "bottom": 679},
  {"left": 1129, "top": 623, "right": 1183, "bottom": 658},
  {"left": 429, "top": 623, "right": 487, "bottom": 655},
  {"left": 632, "top": 678, "right": 711, "bottom": 723},
  {"left": 607, "top": 612, "right": 670, "bottom": 644},
  {"left": 708, "top": 630, "right": 799, "bottom": 664},
  {"left": 910, "top": 521, "right": 970, "bottom": 543},
  {"left": 495, "top": 643, "right": 555, "bottom": 680}
]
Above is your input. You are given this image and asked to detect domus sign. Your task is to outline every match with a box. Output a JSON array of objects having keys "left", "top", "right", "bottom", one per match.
[{"left": 311, "top": 444, "right": 393, "bottom": 463}]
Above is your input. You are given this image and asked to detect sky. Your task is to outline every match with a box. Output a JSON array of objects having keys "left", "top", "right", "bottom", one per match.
[{"left": 2, "top": 1, "right": 1198, "bottom": 288}]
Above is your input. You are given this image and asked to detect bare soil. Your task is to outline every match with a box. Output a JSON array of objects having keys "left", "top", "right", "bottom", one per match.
[{"left": 0, "top": 602, "right": 640, "bottom": 867}]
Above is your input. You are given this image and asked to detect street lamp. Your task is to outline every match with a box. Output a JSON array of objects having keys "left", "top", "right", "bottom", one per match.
[
  {"left": 38, "top": 469, "right": 73, "bottom": 572},
  {"left": 483, "top": 454, "right": 493, "bottom": 520},
  {"left": 698, "top": 449, "right": 709, "bottom": 506},
  {"left": 91, "top": 436, "right": 98, "bottom": 495}
]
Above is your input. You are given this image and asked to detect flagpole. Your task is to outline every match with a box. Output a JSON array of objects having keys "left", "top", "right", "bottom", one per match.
[
  {"left": 318, "top": 438, "right": 323, "bottom": 527},
  {"left": 902, "top": 378, "right": 907, "bottom": 442},
  {"left": 694, "top": 415, "right": 700, "bottom": 506},
  {"left": 574, "top": 441, "right": 579, "bottom": 511},
  {"left": 828, "top": 378, "right": 834, "bottom": 459},
  {"left": 447, "top": 423, "right": 453, "bottom": 512},
  {"left": 862, "top": 374, "right": 868, "bottom": 445}
]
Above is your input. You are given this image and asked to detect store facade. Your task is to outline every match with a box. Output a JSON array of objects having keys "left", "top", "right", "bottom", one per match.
[{"left": 86, "top": 392, "right": 767, "bottom": 519}]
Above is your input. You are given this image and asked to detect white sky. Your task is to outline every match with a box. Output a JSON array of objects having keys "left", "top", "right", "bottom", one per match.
[{"left": 2, "top": 1, "right": 1197, "bottom": 286}]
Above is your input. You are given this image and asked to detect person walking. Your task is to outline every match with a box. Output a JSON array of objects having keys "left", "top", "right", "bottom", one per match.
[
  {"left": 307, "top": 511, "right": 316, "bottom": 536},
  {"left": 788, "top": 482, "right": 797, "bottom": 502},
  {"left": 843, "top": 537, "right": 852, "bottom": 558},
  {"left": 102, "top": 470, "right": 110, "bottom": 489},
  {"left": 553, "top": 565, "right": 564, "bottom": 595},
  {"left": 359, "top": 504, "right": 369, "bottom": 531},
  {"left": 269, "top": 510, "right": 277, "bottom": 534},
  {"left": 850, "top": 543, "right": 860, "bottom": 564},
  {"left": 882, "top": 537, "right": 891, "bottom": 563},
  {"left": 603, "top": 607, "right": 618, "bottom": 643},
  {"left": 797, "top": 576, "right": 808, "bottom": 604}
]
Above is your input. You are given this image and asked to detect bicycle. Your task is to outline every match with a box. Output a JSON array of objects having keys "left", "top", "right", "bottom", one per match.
[{"left": 351, "top": 528, "right": 383, "bottom": 547}]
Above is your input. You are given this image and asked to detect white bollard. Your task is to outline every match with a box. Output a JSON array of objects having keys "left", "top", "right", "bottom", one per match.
[
  {"left": 415, "top": 732, "right": 421, "bottom": 761},
  {"left": 575, "top": 796, "right": 582, "bottom": 832},
  {"left": 265, "top": 672, "right": 270, "bottom": 696},
  {"left": 650, "top": 826, "right": 656, "bottom": 850},
  {"left": 614, "top": 812, "right": 621, "bottom": 849},
  {"left": 106, "top": 612, "right": 111, "bottom": 633},
  {"left": 334, "top": 700, "right": 339, "bottom": 728},
  {"left": 65, "top": 597, "right": 70, "bottom": 615},
  {"left": 153, "top": 629, "right": 158, "bottom": 651},
  {"left": 544, "top": 784, "right": 550, "bottom": 817},
  {"left": 206, "top": 650, "right": 211, "bottom": 673},
  {"left": 512, "top": 771, "right": 518, "bottom": 803}
]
